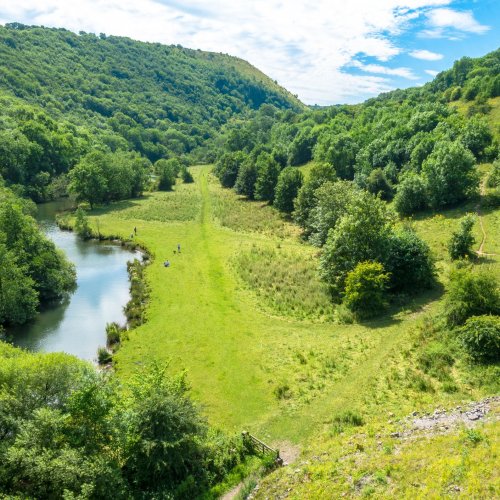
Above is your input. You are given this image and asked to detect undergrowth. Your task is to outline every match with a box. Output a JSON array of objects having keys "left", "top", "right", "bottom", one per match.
[{"left": 233, "top": 244, "right": 334, "bottom": 322}]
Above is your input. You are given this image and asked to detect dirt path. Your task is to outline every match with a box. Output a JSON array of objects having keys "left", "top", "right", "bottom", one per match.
[{"left": 475, "top": 176, "right": 497, "bottom": 257}]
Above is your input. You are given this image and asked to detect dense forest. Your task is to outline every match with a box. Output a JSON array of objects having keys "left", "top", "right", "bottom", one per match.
[
  {"left": 0, "top": 22, "right": 499, "bottom": 499},
  {"left": 0, "top": 23, "right": 302, "bottom": 201}
]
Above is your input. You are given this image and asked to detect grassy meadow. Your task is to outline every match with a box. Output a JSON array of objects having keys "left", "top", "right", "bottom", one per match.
[{"left": 80, "top": 164, "right": 499, "bottom": 455}]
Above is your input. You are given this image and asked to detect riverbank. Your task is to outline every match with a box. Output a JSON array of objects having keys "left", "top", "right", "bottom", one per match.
[{"left": 9, "top": 199, "right": 139, "bottom": 361}]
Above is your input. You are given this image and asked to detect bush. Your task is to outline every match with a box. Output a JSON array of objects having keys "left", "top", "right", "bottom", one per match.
[
  {"left": 422, "top": 140, "right": 479, "bottom": 208},
  {"left": 448, "top": 214, "right": 476, "bottom": 260},
  {"left": 386, "top": 226, "right": 435, "bottom": 293},
  {"left": 74, "top": 206, "right": 92, "bottom": 239},
  {"left": 97, "top": 346, "right": 112, "bottom": 364},
  {"left": 394, "top": 173, "right": 428, "bottom": 216},
  {"left": 487, "top": 159, "right": 500, "bottom": 188},
  {"left": 366, "top": 168, "right": 393, "bottom": 200},
  {"left": 181, "top": 166, "right": 194, "bottom": 184},
  {"left": 444, "top": 266, "right": 500, "bottom": 327},
  {"left": 343, "top": 261, "right": 390, "bottom": 318},
  {"left": 459, "top": 315, "right": 500, "bottom": 363},
  {"left": 274, "top": 167, "right": 303, "bottom": 213}
]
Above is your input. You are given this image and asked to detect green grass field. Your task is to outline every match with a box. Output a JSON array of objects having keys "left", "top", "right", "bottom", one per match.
[{"left": 83, "top": 165, "right": 498, "bottom": 454}]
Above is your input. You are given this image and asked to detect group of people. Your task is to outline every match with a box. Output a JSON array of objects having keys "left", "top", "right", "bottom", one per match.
[
  {"left": 129, "top": 226, "right": 179, "bottom": 269},
  {"left": 164, "top": 243, "right": 181, "bottom": 268}
]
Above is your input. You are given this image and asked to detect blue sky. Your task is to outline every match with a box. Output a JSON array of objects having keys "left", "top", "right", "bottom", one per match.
[{"left": 0, "top": 0, "right": 498, "bottom": 105}]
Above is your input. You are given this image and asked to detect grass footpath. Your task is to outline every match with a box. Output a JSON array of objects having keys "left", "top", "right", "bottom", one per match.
[{"left": 86, "top": 166, "right": 499, "bottom": 449}]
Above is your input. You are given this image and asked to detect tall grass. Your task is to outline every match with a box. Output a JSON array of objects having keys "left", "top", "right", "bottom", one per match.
[{"left": 233, "top": 244, "right": 334, "bottom": 322}]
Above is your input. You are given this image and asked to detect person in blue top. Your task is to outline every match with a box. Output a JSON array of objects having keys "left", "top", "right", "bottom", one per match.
[{"left": 164, "top": 260, "right": 170, "bottom": 268}]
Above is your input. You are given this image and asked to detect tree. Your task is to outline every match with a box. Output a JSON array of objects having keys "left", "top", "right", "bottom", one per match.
[
  {"left": 214, "top": 152, "right": 248, "bottom": 188},
  {"left": 288, "top": 127, "right": 315, "bottom": 166},
  {"left": 293, "top": 162, "right": 336, "bottom": 235},
  {"left": 274, "top": 167, "right": 303, "bottom": 213},
  {"left": 319, "top": 192, "right": 393, "bottom": 299},
  {"left": 74, "top": 207, "right": 92, "bottom": 239},
  {"left": 444, "top": 266, "right": 500, "bottom": 327},
  {"left": 234, "top": 160, "right": 258, "bottom": 199},
  {"left": 155, "top": 158, "right": 177, "bottom": 191},
  {"left": 394, "top": 173, "right": 428, "bottom": 216},
  {"left": 343, "top": 261, "right": 390, "bottom": 318},
  {"left": 307, "top": 180, "right": 360, "bottom": 247},
  {"left": 254, "top": 153, "right": 281, "bottom": 202},
  {"left": 122, "top": 364, "right": 208, "bottom": 496},
  {"left": 422, "top": 141, "right": 479, "bottom": 208},
  {"left": 181, "top": 166, "right": 194, "bottom": 183},
  {"left": 365, "top": 168, "right": 393, "bottom": 200},
  {"left": 448, "top": 214, "right": 476, "bottom": 260},
  {"left": 386, "top": 227, "right": 435, "bottom": 293},
  {"left": 0, "top": 243, "right": 38, "bottom": 325},
  {"left": 68, "top": 151, "right": 108, "bottom": 208},
  {"left": 313, "top": 132, "right": 358, "bottom": 179},
  {"left": 460, "top": 117, "right": 493, "bottom": 160}
]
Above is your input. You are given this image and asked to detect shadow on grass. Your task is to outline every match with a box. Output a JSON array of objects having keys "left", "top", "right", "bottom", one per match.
[
  {"left": 360, "top": 282, "right": 445, "bottom": 330},
  {"left": 89, "top": 194, "right": 153, "bottom": 217}
]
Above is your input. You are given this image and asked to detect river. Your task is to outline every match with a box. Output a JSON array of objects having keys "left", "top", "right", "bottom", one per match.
[{"left": 10, "top": 200, "right": 137, "bottom": 361}]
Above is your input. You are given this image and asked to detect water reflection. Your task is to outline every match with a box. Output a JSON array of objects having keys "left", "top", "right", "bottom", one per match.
[{"left": 10, "top": 200, "right": 137, "bottom": 361}]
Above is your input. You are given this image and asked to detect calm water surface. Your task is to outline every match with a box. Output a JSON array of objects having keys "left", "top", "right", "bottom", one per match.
[{"left": 10, "top": 200, "right": 137, "bottom": 361}]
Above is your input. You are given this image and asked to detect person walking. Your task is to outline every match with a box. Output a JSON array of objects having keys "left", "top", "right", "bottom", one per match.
[{"left": 177, "top": 243, "right": 181, "bottom": 253}]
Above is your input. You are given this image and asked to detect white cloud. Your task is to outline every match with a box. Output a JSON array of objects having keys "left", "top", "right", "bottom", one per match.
[
  {"left": 424, "top": 69, "right": 439, "bottom": 76},
  {"left": 0, "top": 0, "right": 463, "bottom": 104},
  {"left": 351, "top": 61, "right": 419, "bottom": 79},
  {"left": 422, "top": 8, "right": 490, "bottom": 38},
  {"left": 409, "top": 49, "right": 443, "bottom": 60}
]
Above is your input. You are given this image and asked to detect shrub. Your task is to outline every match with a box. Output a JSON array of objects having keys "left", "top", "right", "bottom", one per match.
[
  {"left": 274, "top": 167, "right": 303, "bottom": 213},
  {"left": 181, "top": 167, "right": 194, "bottom": 184},
  {"left": 444, "top": 266, "right": 500, "bottom": 327},
  {"left": 97, "top": 346, "right": 112, "bottom": 364},
  {"left": 459, "top": 315, "right": 500, "bottom": 363},
  {"left": 386, "top": 226, "right": 435, "bottom": 293},
  {"left": 448, "top": 214, "right": 476, "bottom": 260},
  {"left": 487, "top": 159, "right": 500, "bottom": 188},
  {"left": 234, "top": 159, "right": 258, "bottom": 199},
  {"left": 343, "top": 261, "right": 390, "bottom": 318},
  {"left": 422, "top": 140, "right": 479, "bottom": 208},
  {"left": 106, "top": 322, "right": 122, "bottom": 347},
  {"left": 366, "top": 168, "right": 393, "bottom": 200},
  {"left": 393, "top": 173, "right": 428, "bottom": 216},
  {"left": 74, "top": 206, "right": 92, "bottom": 239}
]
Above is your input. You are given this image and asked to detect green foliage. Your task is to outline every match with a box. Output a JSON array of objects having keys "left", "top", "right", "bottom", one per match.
[
  {"left": 155, "top": 158, "right": 178, "bottom": 191},
  {"left": 0, "top": 344, "right": 248, "bottom": 499},
  {"left": 487, "top": 158, "right": 500, "bottom": 188},
  {"left": 0, "top": 24, "right": 301, "bottom": 180},
  {"left": 74, "top": 206, "right": 92, "bottom": 239},
  {"left": 293, "top": 163, "right": 337, "bottom": 236},
  {"left": 459, "top": 315, "right": 500, "bottom": 363},
  {"left": 97, "top": 346, "right": 112, "bottom": 365},
  {"left": 69, "top": 150, "right": 150, "bottom": 206},
  {"left": 234, "top": 159, "right": 258, "bottom": 199},
  {"left": 320, "top": 192, "right": 392, "bottom": 299},
  {"left": 460, "top": 117, "right": 493, "bottom": 160},
  {"left": 422, "top": 141, "right": 479, "bottom": 208},
  {"left": 448, "top": 214, "right": 476, "bottom": 260},
  {"left": 394, "top": 173, "right": 428, "bottom": 216},
  {"left": 0, "top": 188, "right": 75, "bottom": 326},
  {"left": 181, "top": 166, "right": 194, "bottom": 183},
  {"left": 444, "top": 266, "right": 500, "bottom": 327},
  {"left": 366, "top": 168, "right": 393, "bottom": 200},
  {"left": 343, "top": 261, "right": 390, "bottom": 318},
  {"left": 274, "top": 167, "right": 303, "bottom": 213},
  {"left": 215, "top": 151, "right": 248, "bottom": 188},
  {"left": 313, "top": 132, "right": 358, "bottom": 179},
  {"left": 386, "top": 226, "right": 435, "bottom": 294},
  {"left": 254, "top": 152, "right": 281, "bottom": 202},
  {"left": 307, "top": 180, "right": 360, "bottom": 246}
]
